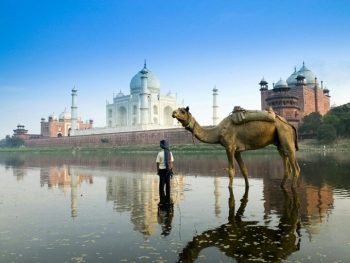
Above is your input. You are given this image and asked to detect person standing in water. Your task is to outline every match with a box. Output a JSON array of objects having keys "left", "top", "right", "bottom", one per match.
[{"left": 156, "top": 139, "right": 174, "bottom": 205}]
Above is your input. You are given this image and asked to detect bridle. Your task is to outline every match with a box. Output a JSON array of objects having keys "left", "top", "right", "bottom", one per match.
[{"left": 184, "top": 117, "right": 196, "bottom": 144}]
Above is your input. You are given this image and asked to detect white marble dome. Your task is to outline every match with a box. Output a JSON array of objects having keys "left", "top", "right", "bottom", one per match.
[
  {"left": 49, "top": 113, "right": 58, "bottom": 121},
  {"left": 130, "top": 63, "right": 160, "bottom": 95},
  {"left": 59, "top": 110, "right": 71, "bottom": 120}
]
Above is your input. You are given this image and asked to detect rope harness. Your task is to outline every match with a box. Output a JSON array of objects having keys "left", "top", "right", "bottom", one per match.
[{"left": 185, "top": 120, "right": 196, "bottom": 145}]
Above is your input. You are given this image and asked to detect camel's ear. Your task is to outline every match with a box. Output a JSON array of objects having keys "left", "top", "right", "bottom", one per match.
[{"left": 185, "top": 106, "right": 189, "bottom": 112}]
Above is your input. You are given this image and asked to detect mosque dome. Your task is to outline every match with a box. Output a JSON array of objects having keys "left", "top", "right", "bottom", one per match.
[
  {"left": 275, "top": 78, "right": 288, "bottom": 88},
  {"left": 273, "top": 78, "right": 289, "bottom": 92},
  {"left": 286, "top": 67, "right": 298, "bottom": 85},
  {"left": 59, "top": 109, "right": 71, "bottom": 120},
  {"left": 296, "top": 62, "right": 316, "bottom": 84},
  {"left": 48, "top": 113, "right": 58, "bottom": 121},
  {"left": 130, "top": 62, "right": 160, "bottom": 95},
  {"left": 259, "top": 78, "right": 268, "bottom": 86}
]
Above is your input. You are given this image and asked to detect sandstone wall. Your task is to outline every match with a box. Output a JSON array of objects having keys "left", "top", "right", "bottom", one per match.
[{"left": 24, "top": 128, "right": 195, "bottom": 148}]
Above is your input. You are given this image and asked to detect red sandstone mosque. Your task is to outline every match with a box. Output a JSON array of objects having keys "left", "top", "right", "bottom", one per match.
[
  {"left": 40, "top": 88, "right": 93, "bottom": 137},
  {"left": 260, "top": 62, "right": 330, "bottom": 127}
]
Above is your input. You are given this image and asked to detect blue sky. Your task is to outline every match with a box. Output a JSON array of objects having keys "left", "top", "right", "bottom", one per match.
[{"left": 1, "top": 0, "right": 350, "bottom": 138}]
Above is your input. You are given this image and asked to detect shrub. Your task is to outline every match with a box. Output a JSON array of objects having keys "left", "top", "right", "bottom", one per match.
[{"left": 317, "top": 124, "right": 337, "bottom": 143}]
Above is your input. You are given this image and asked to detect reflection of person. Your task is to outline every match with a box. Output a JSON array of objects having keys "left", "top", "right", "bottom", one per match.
[
  {"left": 156, "top": 139, "right": 174, "bottom": 205},
  {"left": 157, "top": 204, "right": 174, "bottom": 236}
]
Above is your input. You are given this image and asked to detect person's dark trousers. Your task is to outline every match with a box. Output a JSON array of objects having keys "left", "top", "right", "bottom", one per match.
[{"left": 159, "top": 169, "right": 171, "bottom": 204}]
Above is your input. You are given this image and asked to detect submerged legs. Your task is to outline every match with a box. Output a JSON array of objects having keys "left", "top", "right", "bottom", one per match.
[
  {"left": 234, "top": 152, "right": 249, "bottom": 189},
  {"left": 225, "top": 148, "right": 250, "bottom": 189},
  {"left": 225, "top": 148, "right": 235, "bottom": 188},
  {"left": 278, "top": 148, "right": 300, "bottom": 189}
]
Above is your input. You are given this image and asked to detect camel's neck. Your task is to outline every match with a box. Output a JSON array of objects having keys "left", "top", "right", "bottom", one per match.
[{"left": 188, "top": 117, "right": 221, "bottom": 144}]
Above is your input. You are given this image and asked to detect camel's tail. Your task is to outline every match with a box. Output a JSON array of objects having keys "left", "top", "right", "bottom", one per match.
[
  {"left": 292, "top": 125, "right": 299, "bottom": 151},
  {"left": 276, "top": 115, "right": 299, "bottom": 151}
]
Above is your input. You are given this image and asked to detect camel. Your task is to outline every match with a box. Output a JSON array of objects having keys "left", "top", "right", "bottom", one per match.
[{"left": 172, "top": 106, "right": 300, "bottom": 189}]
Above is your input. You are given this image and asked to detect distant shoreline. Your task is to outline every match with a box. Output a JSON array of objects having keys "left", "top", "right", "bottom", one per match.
[{"left": 1, "top": 139, "right": 349, "bottom": 154}]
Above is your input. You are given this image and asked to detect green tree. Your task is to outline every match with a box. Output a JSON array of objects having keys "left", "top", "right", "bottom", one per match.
[
  {"left": 298, "top": 112, "right": 322, "bottom": 139},
  {"left": 329, "top": 103, "right": 350, "bottom": 137},
  {"left": 0, "top": 135, "right": 25, "bottom": 148},
  {"left": 317, "top": 124, "right": 337, "bottom": 143},
  {"left": 323, "top": 113, "right": 340, "bottom": 127}
]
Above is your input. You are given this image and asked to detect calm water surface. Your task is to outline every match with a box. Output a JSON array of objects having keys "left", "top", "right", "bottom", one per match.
[{"left": 0, "top": 151, "right": 350, "bottom": 262}]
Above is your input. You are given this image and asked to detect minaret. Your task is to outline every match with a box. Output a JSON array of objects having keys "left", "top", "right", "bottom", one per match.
[
  {"left": 212, "top": 86, "right": 219, "bottom": 125},
  {"left": 259, "top": 78, "right": 269, "bottom": 110},
  {"left": 140, "top": 61, "right": 149, "bottom": 125},
  {"left": 71, "top": 87, "right": 78, "bottom": 135},
  {"left": 314, "top": 77, "right": 319, "bottom": 113}
]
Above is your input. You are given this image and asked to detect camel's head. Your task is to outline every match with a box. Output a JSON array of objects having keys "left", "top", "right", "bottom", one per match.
[{"left": 172, "top": 106, "right": 192, "bottom": 128}]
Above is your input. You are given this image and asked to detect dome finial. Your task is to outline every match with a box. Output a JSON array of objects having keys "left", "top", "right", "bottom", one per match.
[
  {"left": 302, "top": 61, "right": 305, "bottom": 67},
  {"left": 144, "top": 59, "right": 147, "bottom": 69}
]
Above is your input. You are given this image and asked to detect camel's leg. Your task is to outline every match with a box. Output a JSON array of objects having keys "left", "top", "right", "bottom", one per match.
[
  {"left": 275, "top": 120, "right": 302, "bottom": 188},
  {"left": 278, "top": 148, "right": 290, "bottom": 188},
  {"left": 225, "top": 147, "right": 235, "bottom": 188},
  {"left": 280, "top": 147, "right": 300, "bottom": 189},
  {"left": 288, "top": 151, "right": 300, "bottom": 189},
  {"left": 234, "top": 152, "right": 249, "bottom": 189}
]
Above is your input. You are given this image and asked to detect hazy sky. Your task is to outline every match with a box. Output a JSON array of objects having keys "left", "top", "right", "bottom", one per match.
[{"left": 1, "top": 0, "right": 350, "bottom": 138}]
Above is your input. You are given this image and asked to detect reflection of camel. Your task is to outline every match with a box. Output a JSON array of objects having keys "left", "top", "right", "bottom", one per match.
[
  {"left": 172, "top": 107, "right": 300, "bottom": 188},
  {"left": 178, "top": 188, "right": 301, "bottom": 262}
]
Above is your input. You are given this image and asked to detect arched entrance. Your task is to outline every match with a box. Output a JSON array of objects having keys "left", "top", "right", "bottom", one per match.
[
  {"left": 117, "top": 106, "right": 127, "bottom": 126},
  {"left": 163, "top": 106, "right": 173, "bottom": 126}
]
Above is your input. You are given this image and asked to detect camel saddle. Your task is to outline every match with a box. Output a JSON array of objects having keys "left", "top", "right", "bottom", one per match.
[{"left": 230, "top": 106, "right": 276, "bottom": 124}]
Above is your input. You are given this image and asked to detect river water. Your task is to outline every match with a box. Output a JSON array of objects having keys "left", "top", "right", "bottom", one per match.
[{"left": 0, "top": 151, "right": 349, "bottom": 262}]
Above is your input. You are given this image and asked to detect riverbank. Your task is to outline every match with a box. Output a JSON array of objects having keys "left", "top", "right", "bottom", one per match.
[
  {"left": 1, "top": 138, "right": 350, "bottom": 154},
  {"left": 0, "top": 143, "right": 226, "bottom": 155},
  {"left": 297, "top": 138, "right": 350, "bottom": 152}
]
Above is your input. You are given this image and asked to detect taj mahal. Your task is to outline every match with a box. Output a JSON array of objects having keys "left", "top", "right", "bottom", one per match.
[
  {"left": 72, "top": 62, "right": 186, "bottom": 136},
  {"left": 106, "top": 62, "right": 180, "bottom": 129},
  {"left": 35, "top": 61, "right": 221, "bottom": 138}
]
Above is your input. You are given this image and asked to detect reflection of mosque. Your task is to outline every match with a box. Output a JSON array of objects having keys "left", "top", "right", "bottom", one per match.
[
  {"left": 40, "top": 166, "right": 93, "bottom": 190},
  {"left": 106, "top": 172, "right": 185, "bottom": 236},
  {"left": 180, "top": 154, "right": 334, "bottom": 235},
  {"left": 12, "top": 168, "right": 27, "bottom": 180},
  {"left": 2, "top": 156, "right": 26, "bottom": 180},
  {"left": 242, "top": 155, "right": 334, "bottom": 237},
  {"left": 40, "top": 166, "right": 93, "bottom": 217}
]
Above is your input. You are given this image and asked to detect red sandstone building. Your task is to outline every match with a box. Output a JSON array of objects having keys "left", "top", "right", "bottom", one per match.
[
  {"left": 40, "top": 109, "right": 93, "bottom": 137},
  {"left": 260, "top": 62, "right": 330, "bottom": 127},
  {"left": 13, "top": 124, "right": 40, "bottom": 140}
]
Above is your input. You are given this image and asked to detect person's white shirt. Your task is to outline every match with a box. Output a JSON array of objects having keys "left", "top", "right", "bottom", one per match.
[{"left": 156, "top": 151, "right": 174, "bottom": 169}]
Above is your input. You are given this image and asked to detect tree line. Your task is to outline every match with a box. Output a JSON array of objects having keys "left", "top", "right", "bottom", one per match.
[
  {"left": 0, "top": 135, "right": 25, "bottom": 148},
  {"left": 298, "top": 103, "right": 350, "bottom": 143}
]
